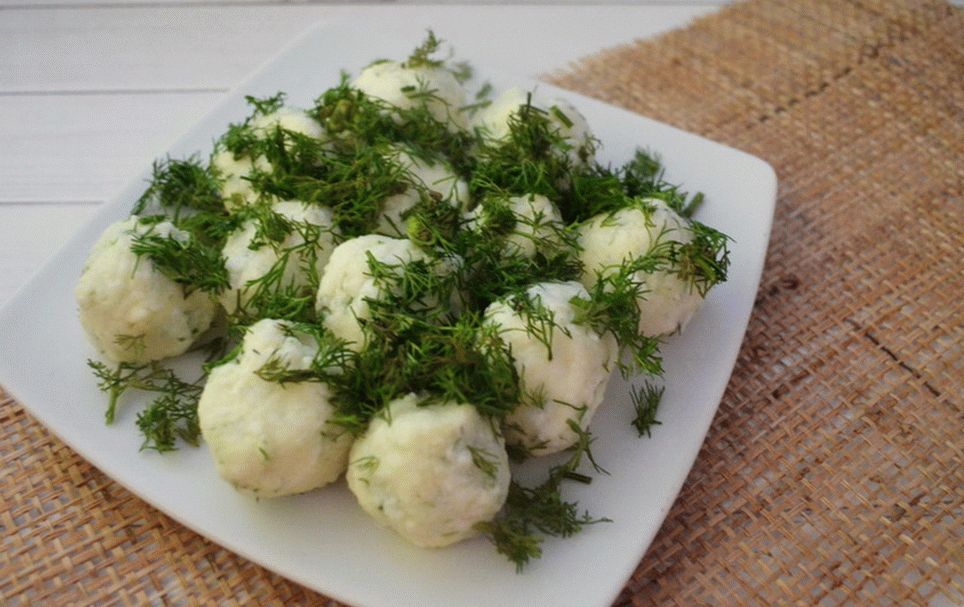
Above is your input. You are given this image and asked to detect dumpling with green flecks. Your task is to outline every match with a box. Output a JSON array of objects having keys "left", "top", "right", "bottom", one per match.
[
  {"left": 75, "top": 216, "right": 218, "bottom": 363},
  {"left": 219, "top": 200, "right": 338, "bottom": 317},
  {"left": 353, "top": 60, "right": 468, "bottom": 131},
  {"left": 346, "top": 394, "right": 510, "bottom": 548},
  {"left": 484, "top": 281, "right": 617, "bottom": 455},
  {"left": 463, "top": 193, "right": 565, "bottom": 260},
  {"left": 374, "top": 146, "right": 469, "bottom": 237},
  {"left": 473, "top": 87, "right": 595, "bottom": 165},
  {"left": 315, "top": 234, "right": 458, "bottom": 352},
  {"left": 211, "top": 106, "right": 326, "bottom": 211},
  {"left": 198, "top": 318, "right": 352, "bottom": 498},
  {"left": 577, "top": 198, "right": 707, "bottom": 337}
]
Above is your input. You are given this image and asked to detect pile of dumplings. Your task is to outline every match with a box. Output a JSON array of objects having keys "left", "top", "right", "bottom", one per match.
[{"left": 75, "top": 44, "right": 724, "bottom": 550}]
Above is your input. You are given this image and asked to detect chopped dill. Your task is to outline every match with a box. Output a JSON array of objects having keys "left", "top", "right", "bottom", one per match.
[
  {"left": 88, "top": 359, "right": 203, "bottom": 452},
  {"left": 631, "top": 381, "right": 664, "bottom": 438},
  {"left": 129, "top": 227, "right": 228, "bottom": 296},
  {"left": 477, "top": 422, "right": 610, "bottom": 571}
]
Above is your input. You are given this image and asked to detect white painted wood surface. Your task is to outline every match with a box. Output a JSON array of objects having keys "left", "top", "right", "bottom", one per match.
[{"left": 0, "top": 4, "right": 721, "bottom": 307}]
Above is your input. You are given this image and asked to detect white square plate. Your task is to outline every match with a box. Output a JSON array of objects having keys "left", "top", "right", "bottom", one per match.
[{"left": 0, "top": 21, "right": 776, "bottom": 607}]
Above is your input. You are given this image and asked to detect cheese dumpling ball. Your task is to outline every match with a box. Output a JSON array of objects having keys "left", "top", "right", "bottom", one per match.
[
  {"left": 353, "top": 60, "right": 468, "bottom": 131},
  {"left": 249, "top": 107, "right": 325, "bottom": 140},
  {"left": 210, "top": 150, "right": 271, "bottom": 210},
  {"left": 578, "top": 199, "right": 704, "bottom": 337},
  {"left": 474, "top": 87, "right": 595, "bottom": 165},
  {"left": 464, "top": 193, "right": 564, "bottom": 259},
  {"left": 211, "top": 107, "right": 325, "bottom": 211},
  {"left": 346, "top": 394, "right": 510, "bottom": 548},
  {"left": 220, "top": 200, "right": 337, "bottom": 315},
  {"left": 376, "top": 147, "right": 469, "bottom": 237},
  {"left": 315, "top": 235, "right": 433, "bottom": 351},
  {"left": 198, "top": 319, "right": 352, "bottom": 498},
  {"left": 485, "top": 281, "right": 618, "bottom": 455},
  {"left": 75, "top": 217, "right": 217, "bottom": 363}
]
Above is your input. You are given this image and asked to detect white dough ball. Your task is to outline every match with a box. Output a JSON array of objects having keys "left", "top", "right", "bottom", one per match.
[
  {"left": 578, "top": 199, "right": 704, "bottom": 337},
  {"left": 315, "top": 235, "right": 430, "bottom": 351},
  {"left": 210, "top": 149, "right": 272, "bottom": 211},
  {"left": 346, "top": 394, "right": 510, "bottom": 548},
  {"left": 465, "top": 193, "right": 564, "bottom": 259},
  {"left": 249, "top": 107, "right": 325, "bottom": 140},
  {"left": 353, "top": 60, "right": 467, "bottom": 130},
  {"left": 485, "top": 281, "right": 617, "bottom": 455},
  {"left": 75, "top": 217, "right": 217, "bottom": 363},
  {"left": 220, "top": 200, "right": 337, "bottom": 315},
  {"left": 376, "top": 148, "right": 469, "bottom": 237},
  {"left": 211, "top": 107, "right": 326, "bottom": 211},
  {"left": 198, "top": 319, "right": 352, "bottom": 498},
  {"left": 474, "top": 87, "right": 595, "bottom": 164}
]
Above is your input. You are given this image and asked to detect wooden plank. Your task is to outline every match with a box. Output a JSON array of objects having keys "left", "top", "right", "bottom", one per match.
[
  {"left": 0, "top": 92, "right": 224, "bottom": 202},
  {"left": 0, "top": 203, "right": 97, "bottom": 306},
  {"left": 0, "top": 6, "right": 715, "bottom": 92}
]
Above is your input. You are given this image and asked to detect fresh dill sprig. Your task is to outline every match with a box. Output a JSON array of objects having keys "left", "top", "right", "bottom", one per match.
[
  {"left": 477, "top": 422, "right": 610, "bottom": 571},
  {"left": 129, "top": 226, "right": 228, "bottom": 296},
  {"left": 87, "top": 359, "right": 204, "bottom": 452},
  {"left": 313, "top": 76, "right": 476, "bottom": 175},
  {"left": 630, "top": 381, "right": 664, "bottom": 438},
  {"left": 132, "top": 156, "right": 223, "bottom": 219},
  {"left": 468, "top": 445, "right": 500, "bottom": 480},
  {"left": 673, "top": 220, "right": 731, "bottom": 296},
  {"left": 246, "top": 92, "right": 286, "bottom": 117},
  {"left": 569, "top": 244, "right": 673, "bottom": 377},
  {"left": 404, "top": 30, "right": 444, "bottom": 69},
  {"left": 621, "top": 150, "right": 704, "bottom": 218}
]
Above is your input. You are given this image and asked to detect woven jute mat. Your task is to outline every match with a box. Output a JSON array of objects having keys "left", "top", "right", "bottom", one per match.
[{"left": 3, "top": 0, "right": 962, "bottom": 604}]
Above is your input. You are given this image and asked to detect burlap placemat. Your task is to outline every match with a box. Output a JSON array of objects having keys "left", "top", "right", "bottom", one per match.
[{"left": 3, "top": 0, "right": 961, "bottom": 604}]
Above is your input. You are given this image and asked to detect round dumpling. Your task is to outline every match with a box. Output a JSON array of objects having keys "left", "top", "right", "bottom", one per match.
[
  {"left": 376, "top": 147, "right": 469, "bottom": 237},
  {"left": 249, "top": 107, "right": 325, "bottom": 140},
  {"left": 346, "top": 394, "right": 510, "bottom": 548},
  {"left": 474, "top": 87, "right": 594, "bottom": 164},
  {"left": 315, "top": 234, "right": 435, "bottom": 351},
  {"left": 485, "top": 281, "right": 617, "bottom": 455},
  {"left": 464, "top": 193, "right": 564, "bottom": 259},
  {"left": 353, "top": 60, "right": 467, "bottom": 130},
  {"left": 211, "top": 107, "right": 325, "bottom": 211},
  {"left": 75, "top": 216, "right": 217, "bottom": 363},
  {"left": 578, "top": 199, "right": 704, "bottom": 337},
  {"left": 198, "top": 319, "right": 352, "bottom": 498},
  {"left": 210, "top": 149, "right": 271, "bottom": 211},
  {"left": 220, "top": 200, "right": 338, "bottom": 315}
]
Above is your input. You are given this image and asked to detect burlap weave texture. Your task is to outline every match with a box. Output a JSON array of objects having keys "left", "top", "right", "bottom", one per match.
[{"left": 2, "top": 0, "right": 961, "bottom": 605}]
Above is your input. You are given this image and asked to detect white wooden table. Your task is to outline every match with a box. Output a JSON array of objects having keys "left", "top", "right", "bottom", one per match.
[{"left": 0, "top": 2, "right": 729, "bottom": 308}]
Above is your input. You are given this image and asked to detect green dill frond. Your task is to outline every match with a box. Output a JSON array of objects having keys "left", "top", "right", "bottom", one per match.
[
  {"left": 133, "top": 156, "right": 224, "bottom": 219},
  {"left": 477, "top": 475, "right": 609, "bottom": 572},
  {"left": 470, "top": 97, "right": 573, "bottom": 204},
  {"left": 312, "top": 78, "right": 475, "bottom": 174},
  {"left": 569, "top": 260, "right": 666, "bottom": 378},
  {"left": 630, "top": 381, "right": 664, "bottom": 438},
  {"left": 404, "top": 30, "right": 444, "bottom": 69},
  {"left": 621, "top": 150, "right": 704, "bottom": 218},
  {"left": 245, "top": 92, "right": 287, "bottom": 117},
  {"left": 129, "top": 226, "right": 228, "bottom": 296},
  {"left": 673, "top": 220, "right": 731, "bottom": 295},
  {"left": 87, "top": 359, "right": 204, "bottom": 451},
  {"left": 136, "top": 382, "right": 203, "bottom": 452},
  {"left": 467, "top": 445, "right": 500, "bottom": 480}
]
